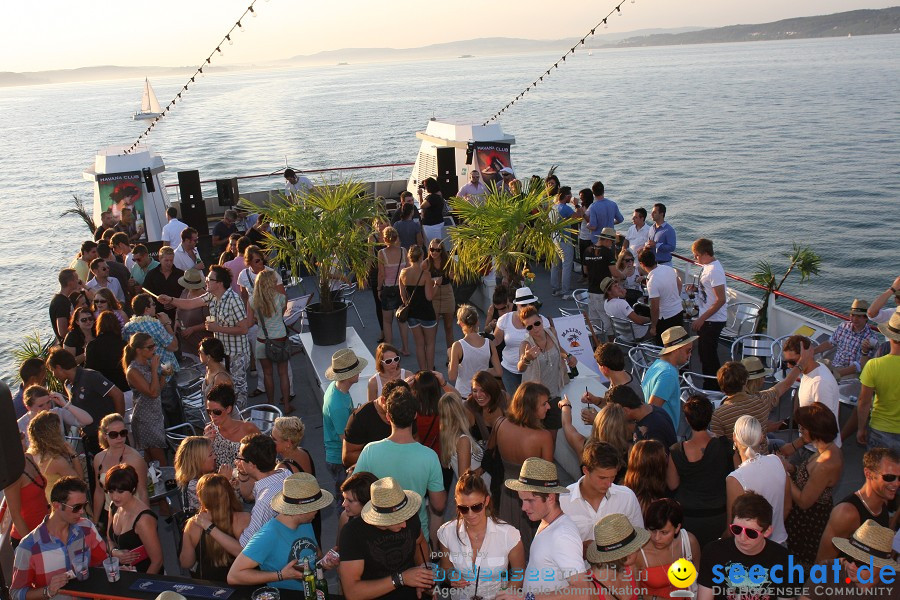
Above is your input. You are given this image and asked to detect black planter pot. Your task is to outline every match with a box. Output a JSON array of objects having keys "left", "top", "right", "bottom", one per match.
[{"left": 306, "top": 301, "right": 349, "bottom": 346}]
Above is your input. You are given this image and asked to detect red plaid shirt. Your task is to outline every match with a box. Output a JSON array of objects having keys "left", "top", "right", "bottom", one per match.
[{"left": 11, "top": 516, "right": 107, "bottom": 600}]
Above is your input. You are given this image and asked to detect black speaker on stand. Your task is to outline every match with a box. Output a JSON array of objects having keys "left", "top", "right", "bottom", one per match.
[
  {"left": 216, "top": 178, "right": 239, "bottom": 207},
  {"left": 435, "top": 147, "right": 459, "bottom": 200},
  {"left": 177, "top": 170, "right": 209, "bottom": 234}
]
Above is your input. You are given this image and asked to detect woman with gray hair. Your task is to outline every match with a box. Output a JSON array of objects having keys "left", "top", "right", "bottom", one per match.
[{"left": 726, "top": 415, "right": 790, "bottom": 545}]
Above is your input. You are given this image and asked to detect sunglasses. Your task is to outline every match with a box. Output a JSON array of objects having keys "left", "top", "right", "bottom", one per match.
[
  {"left": 457, "top": 502, "right": 485, "bottom": 515},
  {"left": 624, "top": 258, "right": 635, "bottom": 263},
  {"left": 207, "top": 408, "right": 225, "bottom": 416},
  {"left": 729, "top": 524, "right": 762, "bottom": 539},
  {"left": 429, "top": 247, "right": 441, "bottom": 253},
  {"left": 783, "top": 359, "right": 798, "bottom": 367},
  {"left": 206, "top": 278, "right": 219, "bottom": 283},
  {"left": 526, "top": 321, "right": 542, "bottom": 331},
  {"left": 106, "top": 430, "right": 127, "bottom": 440},
  {"left": 61, "top": 502, "right": 88, "bottom": 513},
  {"left": 879, "top": 473, "right": 899, "bottom": 483},
  {"left": 79, "top": 318, "right": 94, "bottom": 323},
  {"left": 94, "top": 300, "right": 108, "bottom": 304},
  {"left": 381, "top": 356, "right": 401, "bottom": 365}
]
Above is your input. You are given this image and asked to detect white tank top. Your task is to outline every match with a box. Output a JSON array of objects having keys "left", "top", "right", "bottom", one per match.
[
  {"left": 729, "top": 454, "right": 788, "bottom": 544},
  {"left": 454, "top": 337, "right": 491, "bottom": 396},
  {"left": 374, "top": 370, "right": 408, "bottom": 398}
]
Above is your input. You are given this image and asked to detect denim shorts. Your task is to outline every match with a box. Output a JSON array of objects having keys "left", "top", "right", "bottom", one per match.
[{"left": 407, "top": 316, "right": 437, "bottom": 328}]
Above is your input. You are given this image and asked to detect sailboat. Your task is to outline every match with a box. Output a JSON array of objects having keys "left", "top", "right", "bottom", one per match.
[{"left": 133, "top": 78, "right": 162, "bottom": 120}]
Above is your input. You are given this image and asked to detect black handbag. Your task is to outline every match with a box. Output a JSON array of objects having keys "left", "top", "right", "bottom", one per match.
[
  {"left": 395, "top": 270, "right": 425, "bottom": 323},
  {"left": 259, "top": 315, "right": 290, "bottom": 363}
]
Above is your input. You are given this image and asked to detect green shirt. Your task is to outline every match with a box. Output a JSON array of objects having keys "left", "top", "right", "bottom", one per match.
[{"left": 860, "top": 354, "right": 900, "bottom": 433}]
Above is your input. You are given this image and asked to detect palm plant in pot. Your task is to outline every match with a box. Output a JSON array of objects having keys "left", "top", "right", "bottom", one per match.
[{"left": 242, "top": 180, "right": 383, "bottom": 346}]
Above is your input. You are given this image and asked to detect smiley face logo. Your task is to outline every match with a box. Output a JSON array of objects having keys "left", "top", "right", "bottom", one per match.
[{"left": 667, "top": 558, "right": 698, "bottom": 589}]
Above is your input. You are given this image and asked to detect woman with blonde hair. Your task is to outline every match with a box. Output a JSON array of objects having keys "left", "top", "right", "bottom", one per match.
[
  {"left": 27, "top": 411, "right": 84, "bottom": 503},
  {"left": 272, "top": 415, "right": 321, "bottom": 543},
  {"left": 174, "top": 436, "right": 215, "bottom": 512},
  {"left": 249, "top": 269, "right": 290, "bottom": 411},
  {"left": 92, "top": 413, "right": 148, "bottom": 519},
  {"left": 448, "top": 304, "right": 501, "bottom": 396},
  {"left": 726, "top": 414, "right": 790, "bottom": 545},
  {"left": 179, "top": 473, "right": 250, "bottom": 581},
  {"left": 438, "top": 393, "right": 485, "bottom": 485},
  {"left": 616, "top": 248, "right": 644, "bottom": 305},
  {"left": 123, "top": 332, "right": 167, "bottom": 465},
  {"left": 366, "top": 343, "right": 410, "bottom": 403},
  {"left": 624, "top": 440, "right": 669, "bottom": 517},
  {"left": 424, "top": 239, "right": 456, "bottom": 348},
  {"left": 399, "top": 245, "right": 437, "bottom": 371},
  {"left": 377, "top": 225, "right": 410, "bottom": 356}
]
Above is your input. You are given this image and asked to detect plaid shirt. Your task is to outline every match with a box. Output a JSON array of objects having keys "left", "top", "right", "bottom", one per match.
[
  {"left": 11, "top": 517, "right": 107, "bottom": 600},
  {"left": 830, "top": 321, "right": 879, "bottom": 368},
  {"left": 204, "top": 288, "right": 250, "bottom": 357},
  {"left": 122, "top": 315, "right": 180, "bottom": 374}
]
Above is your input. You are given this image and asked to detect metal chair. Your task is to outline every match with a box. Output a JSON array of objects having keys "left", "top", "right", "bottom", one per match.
[
  {"left": 165, "top": 422, "right": 197, "bottom": 454},
  {"left": 284, "top": 293, "right": 313, "bottom": 352},
  {"left": 719, "top": 302, "right": 762, "bottom": 344},
  {"left": 338, "top": 283, "right": 365, "bottom": 327},
  {"left": 248, "top": 404, "right": 283, "bottom": 434},
  {"left": 609, "top": 316, "right": 648, "bottom": 348},
  {"left": 681, "top": 372, "right": 726, "bottom": 407},
  {"left": 628, "top": 343, "right": 662, "bottom": 381},
  {"left": 572, "top": 289, "right": 590, "bottom": 313},
  {"left": 730, "top": 334, "right": 777, "bottom": 364}
]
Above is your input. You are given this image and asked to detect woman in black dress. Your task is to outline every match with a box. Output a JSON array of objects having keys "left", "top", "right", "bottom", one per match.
[
  {"left": 106, "top": 463, "right": 163, "bottom": 573},
  {"left": 62, "top": 307, "right": 95, "bottom": 365},
  {"left": 85, "top": 311, "right": 129, "bottom": 392},
  {"left": 399, "top": 245, "right": 437, "bottom": 371}
]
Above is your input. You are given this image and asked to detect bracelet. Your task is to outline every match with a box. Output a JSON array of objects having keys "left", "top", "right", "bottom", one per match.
[
  {"left": 560, "top": 403, "right": 572, "bottom": 409},
  {"left": 391, "top": 572, "right": 402, "bottom": 589},
  {"left": 890, "top": 287, "right": 897, "bottom": 294},
  {"left": 276, "top": 570, "right": 284, "bottom": 582},
  {"left": 204, "top": 523, "right": 215, "bottom": 535}
]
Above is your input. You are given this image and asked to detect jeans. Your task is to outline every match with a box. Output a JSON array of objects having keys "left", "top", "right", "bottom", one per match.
[
  {"left": 550, "top": 241, "right": 576, "bottom": 294},
  {"left": 867, "top": 425, "right": 900, "bottom": 453},
  {"left": 697, "top": 320, "right": 726, "bottom": 390},
  {"left": 501, "top": 367, "right": 522, "bottom": 396},
  {"left": 326, "top": 461, "right": 348, "bottom": 500}
]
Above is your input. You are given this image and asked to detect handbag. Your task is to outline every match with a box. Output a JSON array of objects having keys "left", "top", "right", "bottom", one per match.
[
  {"left": 259, "top": 314, "right": 290, "bottom": 363},
  {"left": 679, "top": 528, "right": 699, "bottom": 595},
  {"left": 395, "top": 269, "right": 425, "bottom": 323}
]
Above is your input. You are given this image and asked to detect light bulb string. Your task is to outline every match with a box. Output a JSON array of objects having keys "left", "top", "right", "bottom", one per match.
[
  {"left": 482, "top": 0, "right": 631, "bottom": 126},
  {"left": 126, "top": 1, "right": 262, "bottom": 154}
]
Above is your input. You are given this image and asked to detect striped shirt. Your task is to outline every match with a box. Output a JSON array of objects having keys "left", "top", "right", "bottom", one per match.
[
  {"left": 239, "top": 468, "right": 290, "bottom": 546},
  {"left": 11, "top": 517, "right": 107, "bottom": 600},
  {"left": 710, "top": 391, "right": 772, "bottom": 453}
]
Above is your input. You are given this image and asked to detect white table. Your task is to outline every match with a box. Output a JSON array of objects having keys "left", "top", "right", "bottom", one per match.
[
  {"left": 298, "top": 327, "right": 377, "bottom": 408},
  {"left": 555, "top": 375, "right": 609, "bottom": 482}
]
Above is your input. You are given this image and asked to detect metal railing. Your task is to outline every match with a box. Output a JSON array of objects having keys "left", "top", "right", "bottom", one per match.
[{"left": 162, "top": 162, "right": 416, "bottom": 189}]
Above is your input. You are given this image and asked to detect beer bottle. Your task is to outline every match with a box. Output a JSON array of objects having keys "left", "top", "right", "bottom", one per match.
[
  {"left": 302, "top": 558, "right": 315, "bottom": 599},
  {"left": 315, "top": 564, "right": 329, "bottom": 600}
]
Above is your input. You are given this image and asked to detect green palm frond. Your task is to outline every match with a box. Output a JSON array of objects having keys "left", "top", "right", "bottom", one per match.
[
  {"left": 60, "top": 195, "right": 96, "bottom": 234},
  {"left": 12, "top": 331, "right": 64, "bottom": 392}
]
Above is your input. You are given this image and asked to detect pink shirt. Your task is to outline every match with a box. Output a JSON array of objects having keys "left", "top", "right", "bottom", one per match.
[{"left": 223, "top": 256, "right": 247, "bottom": 292}]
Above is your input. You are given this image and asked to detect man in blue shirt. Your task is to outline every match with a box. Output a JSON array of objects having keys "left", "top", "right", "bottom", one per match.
[
  {"left": 323, "top": 348, "right": 368, "bottom": 496},
  {"left": 587, "top": 181, "right": 624, "bottom": 243},
  {"left": 645, "top": 202, "right": 676, "bottom": 264},
  {"left": 550, "top": 186, "right": 578, "bottom": 299},
  {"left": 642, "top": 326, "right": 697, "bottom": 432}
]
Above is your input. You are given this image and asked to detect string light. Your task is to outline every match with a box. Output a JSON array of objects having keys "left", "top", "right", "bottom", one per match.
[
  {"left": 126, "top": 0, "right": 263, "bottom": 153},
  {"left": 483, "top": 0, "right": 631, "bottom": 125}
]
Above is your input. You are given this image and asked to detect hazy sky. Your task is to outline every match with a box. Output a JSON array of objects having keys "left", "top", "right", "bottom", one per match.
[{"left": 2, "top": 1, "right": 894, "bottom": 72}]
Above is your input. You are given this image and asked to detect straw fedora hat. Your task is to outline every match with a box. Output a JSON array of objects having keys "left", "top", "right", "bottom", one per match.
[
  {"left": 598, "top": 227, "right": 617, "bottom": 241},
  {"left": 177, "top": 268, "right": 206, "bottom": 290},
  {"left": 504, "top": 458, "right": 570, "bottom": 494},
  {"left": 849, "top": 299, "right": 870, "bottom": 316},
  {"left": 361, "top": 477, "right": 422, "bottom": 527},
  {"left": 741, "top": 356, "right": 773, "bottom": 381},
  {"left": 513, "top": 286, "right": 540, "bottom": 306},
  {"left": 877, "top": 308, "right": 900, "bottom": 343},
  {"left": 586, "top": 514, "right": 650, "bottom": 564},
  {"left": 599, "top": 277, "right": 616, "bottom": 295},
  {"left": 658, "top": 326, "right": 698, "bottom": 355},
  {"left": 832, "top": 519, "right": 899, "bottom": 570},
  {"left": 270, "top": 472, "right": 334, "bottom": 515},
  {"left": 325, "top": 348, "right": 368, "bottom": 381}
]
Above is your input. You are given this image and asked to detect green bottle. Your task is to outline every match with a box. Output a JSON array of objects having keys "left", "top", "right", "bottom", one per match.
[
  {"left": 315, "top": 565, "right": 329, "bottom": 600},
  {"left": 302, "top": 557, "right": 316, "bottom": 599}
]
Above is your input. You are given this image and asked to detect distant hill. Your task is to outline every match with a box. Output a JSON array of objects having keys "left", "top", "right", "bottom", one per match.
[
  {"left": 613, "top": 7, "right": 900, "bottom": 47},
  {"left": 0, "top": 65, "right": 229, "bottom": 88}
]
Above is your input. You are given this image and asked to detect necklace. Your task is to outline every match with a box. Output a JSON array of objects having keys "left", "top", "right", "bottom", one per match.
[{"left": 855, "top": 490, "right": 879, "bottom": 516}]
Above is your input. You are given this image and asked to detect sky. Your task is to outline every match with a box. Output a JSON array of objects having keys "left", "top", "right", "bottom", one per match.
[{"left": 1, "top": 0, "right": 895, "bottom": 72}]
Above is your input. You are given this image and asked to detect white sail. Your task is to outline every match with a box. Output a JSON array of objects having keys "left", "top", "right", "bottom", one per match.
[{"left": 141, "top": 79, "right": 162, "bottom": 114}]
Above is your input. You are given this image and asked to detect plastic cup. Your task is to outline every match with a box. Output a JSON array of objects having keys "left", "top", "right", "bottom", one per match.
[
  {"left": 103, "top": 556, "right": 120, "bottom": 583},
  {"left": 251, "top": 586, "right": 280, "bottom": 600}
]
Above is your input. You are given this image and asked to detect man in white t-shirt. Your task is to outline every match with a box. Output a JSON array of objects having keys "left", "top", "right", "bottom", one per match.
[
  {"left": 867, "top": 275, "right": 900, "bottom": 324},
  {"left": 559, "top": 441, "right": 643, "bottom": 550},
  {"left": 284, "top": 168, "right": 313, "bottom": 199},
  {"left": 600, "top": 277, "right": 649, "bottom": 341},
  {"left": 689, "top": 238, "right": 728, "bottom": 389},
  {"left": 624, "top": 207, "right": 650, "bottom": 256},
  {"left": 84, "top": 258, "right": 126, "bottom": 302},
  {"left": 639, "top": 248, "right": 683, "bottom": 344},
  {"left": 500, "top": 459, "right": 588, "bottom": 598},
  {"left": 160, "top": 207, "right": 189, "bottom": 249},
  {"left": 173, "top": 227, "right": 205, "bottom": 272}
]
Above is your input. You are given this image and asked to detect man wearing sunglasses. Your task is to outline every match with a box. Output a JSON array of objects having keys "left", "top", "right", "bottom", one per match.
[
  {"left": 11, "top": 477, "right": 108, "bottom": 600},
  {"left": 697, "top": 491, "right": 793, "bottom": 600},
  {"left": 237, "top": 433, "right": 291, "bottom": 546},
  {"left": 816, "top": 447, "right": 899, "bottom": 564}
]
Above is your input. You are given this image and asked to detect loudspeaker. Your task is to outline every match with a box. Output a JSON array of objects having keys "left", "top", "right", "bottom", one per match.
[
  {"left": 177, "top": 170, "right": 209, "bottom": 233},
  {"left": 216, "top": 178, "right": 239, "bottom": 207},
  {"left": 0, "top": 380, "right": 25, "bottom": 489},
  {"left": 142, "top": 167, "right": 156, "bottom": 193},
  {"left": 436, "top": 147, "right": 459, "bottom": 200}
]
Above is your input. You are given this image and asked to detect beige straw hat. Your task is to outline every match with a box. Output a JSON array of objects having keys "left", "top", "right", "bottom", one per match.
[
  {"left": 325, "top": 348, "right": 369, "bottom": 381},
  {"left": 177, "top": 268, "right": 206, "bottom": 290},
  {"left": 270, "top": 472, "right": 334, "bottom": 515},
  {"left": 504, "top": 457, "right": 570, "bottom": 494},
  {"left": 658, "top": 326, "right": 698, "bottom": 355},
  {"left": 598, "top": 227, "right": 617, "bottom": 241},
  {"left": 832, "top": 519, "right": 899, "bottom": 569},
  {"left": 586, "top": 514, "right": 650, "bottom": 564},
  {"left": 599, "top": 277, "right": 616, "bottom": 295},
  {"left": 360, "top": 477, "right": 422, "bottom": 527},
  {"left": 741, "top": 356, "right": 773, "bottom": 381},
  {"left": 849, "top": 299, "right": 870, "bottom": 316},
  {"left": 877, "top": 308, "right": 900, "bottom": 343}
]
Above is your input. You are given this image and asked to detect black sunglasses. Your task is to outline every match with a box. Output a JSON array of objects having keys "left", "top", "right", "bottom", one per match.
[
  {"left": 729, "top": 524, "right": 762, "bottom": 539},
  {"left": 61, "top": 502, "right": 88, "bottom": 513},
  {"left": 783, "top": 359, "right": 798, "bottom": 367},
  {"left": 526, "top": 321, "right": 542, "bottom": 331},
  {"left": 880, "top": 473, "right": 899, "bottom": 483},
  {"left": 106, "top": 430, "right": 127, "bottom": 440},
  {"left": 207, "top": 408, "right": 225, "bottom": 416},
  {"left": 457, "top": 502, "right": 484, "bottom": 515}
]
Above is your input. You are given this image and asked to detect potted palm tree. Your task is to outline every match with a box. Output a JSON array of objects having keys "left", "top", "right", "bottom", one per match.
[{"left": 242, "top": 180, "right": 383, "bottom": 346}]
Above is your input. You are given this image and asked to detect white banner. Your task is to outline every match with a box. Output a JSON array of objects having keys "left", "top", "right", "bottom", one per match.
[{"left": 552, "top": 315, "right": 602, "bottom": 376}]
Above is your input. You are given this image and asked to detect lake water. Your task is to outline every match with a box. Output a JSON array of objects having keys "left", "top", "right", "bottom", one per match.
[{"left": 1, "top": 34, "right": 898, "bottom": 381}]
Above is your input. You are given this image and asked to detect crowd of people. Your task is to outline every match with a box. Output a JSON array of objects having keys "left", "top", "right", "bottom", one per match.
[{"left": 5, "top": 173, "right": 900, "bottom": 600}]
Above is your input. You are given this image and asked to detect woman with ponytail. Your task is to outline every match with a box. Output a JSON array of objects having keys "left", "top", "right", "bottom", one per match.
[
  {"left": 199, "top": 337, "right": 233, "bottom": 399},
  {"left": 448, "top": 304, "right": 501, "bottom": 396},
  {"left": 124, "top": 332, "right": 167, "bottom": 466},
  {"left": 726, "top": 415, "right": 790, "bottom": 544}
]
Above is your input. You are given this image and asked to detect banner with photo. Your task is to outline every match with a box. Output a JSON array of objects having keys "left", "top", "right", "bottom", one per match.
[
  {"left": 552, "top": 315, "right": 601, "bottom": 376},
  {"left": 98, "top": 171, "right": 144, "bottom": 220},
  {"left": 473, "top": 142, "right": 512, "bottom": 189}
]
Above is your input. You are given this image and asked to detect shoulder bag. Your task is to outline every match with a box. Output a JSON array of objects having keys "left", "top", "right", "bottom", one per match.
[
  {"left": 395, "top": 269, "right": 425, "bottom": 323},
  {"left": 259, "top": 310, "right": 290, "bottom": 363}
]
